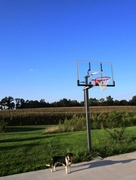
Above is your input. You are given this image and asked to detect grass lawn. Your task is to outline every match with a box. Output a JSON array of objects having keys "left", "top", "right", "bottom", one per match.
[{"left": 0, "top": 125, "right": 136, "bottom": 176}]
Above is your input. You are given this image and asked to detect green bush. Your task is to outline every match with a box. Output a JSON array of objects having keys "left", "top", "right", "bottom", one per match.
[
  {"left": 91, "top": 111, "right": 136, "bottom": 130},
  {"left": 59, "top": 114, "right": 86, "bottom": 132},
  {"left": 56, "top": 111, "right": 136, "bottom": 132},
  {"left": 0, "top": 119, "right": 7, "bottom": 133},
  {"left": 94, "top": 127, "right": 132, "bottom": 158},
  {"left": 91, "top": 113, "right": 109, "bottom": 129}
]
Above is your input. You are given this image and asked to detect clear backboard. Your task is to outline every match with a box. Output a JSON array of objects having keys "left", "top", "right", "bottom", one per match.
[{"left": 76, "top": 60, "right": 115, "bottom": 89}]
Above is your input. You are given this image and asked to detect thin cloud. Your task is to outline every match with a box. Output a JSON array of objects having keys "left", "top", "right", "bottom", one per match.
[{"left": 29, "top": 68, "right": 38, "bottom": 72}]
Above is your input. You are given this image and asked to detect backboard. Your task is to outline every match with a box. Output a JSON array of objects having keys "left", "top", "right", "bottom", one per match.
[{"left": 76, "top": 60, "right": 115, "bottom": 88}]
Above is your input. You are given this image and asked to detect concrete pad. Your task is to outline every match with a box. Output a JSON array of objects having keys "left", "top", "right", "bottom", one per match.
[{"left": 1, "top": 152, "right": 136, "bottom": 180}]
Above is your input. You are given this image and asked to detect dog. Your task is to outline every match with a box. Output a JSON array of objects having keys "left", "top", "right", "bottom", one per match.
[{"left": 49, "top": 153, "right": 73, "bottom": 174}]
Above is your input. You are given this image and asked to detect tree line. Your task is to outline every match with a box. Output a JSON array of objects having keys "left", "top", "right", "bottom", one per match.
[{"left": 0, "top": 95, "right": 136, "bottom": 110}]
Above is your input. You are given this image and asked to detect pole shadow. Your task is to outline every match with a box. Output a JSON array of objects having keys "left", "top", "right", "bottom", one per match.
[{"left": 72, "top": 158, "right": 136, "bottom": 173}]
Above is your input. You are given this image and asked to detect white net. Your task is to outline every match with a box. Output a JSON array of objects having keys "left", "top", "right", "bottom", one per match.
[{"left": 95, "top": 77, "right": 110, "bottom": 91}]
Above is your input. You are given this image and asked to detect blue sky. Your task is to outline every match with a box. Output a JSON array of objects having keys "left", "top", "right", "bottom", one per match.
[{"left": 0, "top": 0, "right": 136, "bottom": 102}]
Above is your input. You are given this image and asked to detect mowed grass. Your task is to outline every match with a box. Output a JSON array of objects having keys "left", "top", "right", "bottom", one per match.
[
  {"left": 0, "top": 125, "right": 136, "bottom": 176},
  {"left": 0, "top": 126, "right": 88, "bottom": 176}
]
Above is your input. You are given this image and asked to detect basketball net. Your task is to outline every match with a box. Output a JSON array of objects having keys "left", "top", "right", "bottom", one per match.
[{"left": 95, "top": 77, "right": 110, "bottom": 91}]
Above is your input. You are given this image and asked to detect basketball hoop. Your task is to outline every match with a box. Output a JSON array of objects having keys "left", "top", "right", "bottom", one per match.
[{"left": 94, "top": 76, "right": 110, "bottom": 90}]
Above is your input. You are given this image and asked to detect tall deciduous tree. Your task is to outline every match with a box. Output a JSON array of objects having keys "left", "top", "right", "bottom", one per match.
[
  {"left": 106, "top": 96, "right": 114, "bottom": 106},
  {"left": 1, "top": 96, "right": 15, "bottom": 109}
]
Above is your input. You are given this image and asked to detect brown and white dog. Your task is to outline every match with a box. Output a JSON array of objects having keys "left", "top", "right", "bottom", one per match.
[{"left": 50, "top": 153, "right": 73, "bottom": 174}]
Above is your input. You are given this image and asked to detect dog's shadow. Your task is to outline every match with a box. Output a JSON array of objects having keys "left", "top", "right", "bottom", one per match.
[{"left": 72, "top": 158, "right": 136, "bottom": 173}]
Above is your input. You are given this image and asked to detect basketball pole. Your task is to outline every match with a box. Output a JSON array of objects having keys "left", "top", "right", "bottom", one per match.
[
  {"left": 77, "top": 60, "right": 115, "bottom": 153},
  {"left": 84, "top": 75, "right": 92, "bottom": 153}
]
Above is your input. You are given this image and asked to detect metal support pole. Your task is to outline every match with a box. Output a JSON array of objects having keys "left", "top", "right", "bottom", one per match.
[{"left": 84, "top": 76, "right": 92, "bottom": 153}]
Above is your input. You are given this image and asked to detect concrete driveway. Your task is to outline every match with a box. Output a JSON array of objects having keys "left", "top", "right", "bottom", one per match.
[{"left": 1, "top": 152, "right": 136, "bottom": 180}]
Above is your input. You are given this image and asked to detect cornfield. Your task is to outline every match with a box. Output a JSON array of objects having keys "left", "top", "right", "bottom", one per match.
[{"left": 0, "top": 106, "right": 136, "bottom": 126}]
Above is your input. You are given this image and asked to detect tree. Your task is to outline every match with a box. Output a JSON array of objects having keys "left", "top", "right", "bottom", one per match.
[
  {"left": 39, "top": 99, "right": 50, "bottom": 107},
  {"left": 129, "top": 95, "right": 136, "bottom": 105},
  {"left": 25, "top": 100, "right": 40, "bottom": 108},
  {"left": 119, "top": 99, "right": 128, "bottom": 106},
  {"left": 15, "top": 98, "right": 26, "bottom": 109},
  {"left": 15, "top": 98, "right": 21, "bottom": 109},
  {"left": 58, "top": 98, "right": 70, "bottom": 107},
  {"left": 6, "top": 96, "right": 15, "bottom": 109},
  {"left": 70, "top": 100, "right": 80, "bottom": 106},
  {"left": 1, "top": 97, "right": 7, "bottom": 109},
  {"left": 1, "top": 96, "right": 14, "bottom": 109},
  {"left": 106, "top": 96, "right": 114, "bottom": 106},
  {"left": 99, "top": 98, "right": 106, "bottom": 105},
  {"left": 20, "top": 99, "right": 26, "bottom": 108},
  {"left": 114, "top": 100, "right": 120, "bottom": 106},
  {"left": 89, "top": 98, "right": 99, "bottom": 106}
]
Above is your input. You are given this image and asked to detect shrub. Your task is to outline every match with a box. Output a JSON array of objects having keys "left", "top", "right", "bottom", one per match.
[
  {"left": 59, "top": 114, "right": 86, "bottom": 132},
  {"left": 105, "top": 127, "right": 126, "bottom": 142},
  {"left": 95, "top": 127, "right": 132, "bottom": 158},
  {"left": 0, "top": 119, "right": 7, "bottom": 133}
]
